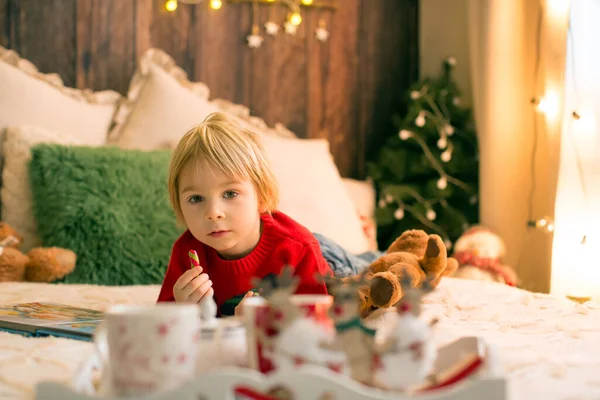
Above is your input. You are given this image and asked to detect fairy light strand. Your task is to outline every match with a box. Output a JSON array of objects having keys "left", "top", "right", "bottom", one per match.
[{"left": 385, "top": 61, "right": 476, "bottom": 246}]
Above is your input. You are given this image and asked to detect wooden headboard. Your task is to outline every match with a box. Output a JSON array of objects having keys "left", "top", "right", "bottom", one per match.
[{"left": 0, "top": 0, "right": 418, "bottom": 179}]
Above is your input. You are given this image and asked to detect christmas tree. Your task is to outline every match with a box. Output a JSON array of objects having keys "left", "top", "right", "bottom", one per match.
[{"left": 367, "top": 57, "right": 479, "bottom": 250}]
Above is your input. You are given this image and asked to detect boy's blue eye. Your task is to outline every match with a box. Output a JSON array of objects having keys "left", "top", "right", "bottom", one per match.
[
  {"left": 188, "top": 195, "right": 203, "bottom": 203},
  {"left": 224, "top": 191, "right": 238, "bottom": 199}
]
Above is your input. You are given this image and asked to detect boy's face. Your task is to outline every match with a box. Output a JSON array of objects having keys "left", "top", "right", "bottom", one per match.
[{"left": 178, "top": 159, "right": 262, "bottom": 260}]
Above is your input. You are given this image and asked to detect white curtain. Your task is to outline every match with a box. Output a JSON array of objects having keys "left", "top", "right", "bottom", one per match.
[
  {"left": 467, "top": 0, "right": 569, "bottom": 293},
  {"left": 551, "top": 0, "right": 600, "bottom": 299}
]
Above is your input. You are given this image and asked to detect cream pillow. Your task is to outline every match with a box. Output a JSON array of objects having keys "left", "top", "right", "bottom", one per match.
[
  {"left": 1, "top": 126, "right": 86, "bottom": 251},
  {"left": 109, "top": 49, "right": 298, "bottom": 150},
  {"left": 260, "top": 134, "right": 372, "bottom": 254},
  {"left": 342, "top": 178, "right": 379, "bottom": 251},
  {"left": 108, "top": 49, "right": 221, "bottom": 150},
  {"left": 0, "top": 47, "right": 120, "bottom": 146}
]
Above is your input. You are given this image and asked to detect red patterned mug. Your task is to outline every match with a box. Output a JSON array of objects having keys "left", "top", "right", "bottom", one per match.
[{"left": 242, "top": 294, "right": 334, "bottom": 373}]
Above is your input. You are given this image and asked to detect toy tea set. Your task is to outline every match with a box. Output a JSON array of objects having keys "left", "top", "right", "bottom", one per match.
[{"left": 35, "top": 233, "right": 509, "bottom": 400}]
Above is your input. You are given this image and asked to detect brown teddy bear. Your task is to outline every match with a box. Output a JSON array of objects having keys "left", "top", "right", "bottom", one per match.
[
  {"left": 343, "top": 229, "right": 458, "bottom": 316},
  {"left": 0, "top": 222, "right": 76, "bottom": 282}
]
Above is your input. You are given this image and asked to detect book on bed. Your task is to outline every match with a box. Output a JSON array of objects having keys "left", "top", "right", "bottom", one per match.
[{"left": 0, "top": 302, "right": 103, "bottom": 341}]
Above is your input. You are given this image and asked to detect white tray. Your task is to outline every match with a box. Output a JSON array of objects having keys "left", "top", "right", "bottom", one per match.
[{"left": 34, "top": 336, "right": 509, "bottom": 400}]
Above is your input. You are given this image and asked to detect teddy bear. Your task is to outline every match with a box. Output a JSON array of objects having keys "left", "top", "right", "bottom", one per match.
[
  {"left": 342, "top": 229, "right": 458, "bottom": 316},
  {"left": 0, "top": 222, "right": 77, "bottom": 283},
  {"left": 451, "top": 226, "right": 518, "bottom": 286}
]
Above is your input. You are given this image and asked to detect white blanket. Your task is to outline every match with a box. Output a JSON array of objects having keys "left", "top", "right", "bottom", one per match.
[{"left": 0, "top": 278, "right": 599, "bottom": 400}]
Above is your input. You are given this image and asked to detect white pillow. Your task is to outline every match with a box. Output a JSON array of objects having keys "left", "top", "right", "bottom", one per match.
[
  {"left": 108, "top": 49, "right": 221, "bottom": 150},
  {"left": 1, "top": 126, "right": 86, "bottom": 251},
  {"left": 0, "top": 46, "right": 120, "bottom": 146},
  {"left": 342, "top": 178, "right": 376, "bottom": 219},
  {"left": 343, "top": 178, "right": 379, "bottom": 251},
  {"left": 109, "top": 49, "right": 299, "bottom": 150},
  {"left": 260, "top": 134, "right": 371, "bottom": 254}
]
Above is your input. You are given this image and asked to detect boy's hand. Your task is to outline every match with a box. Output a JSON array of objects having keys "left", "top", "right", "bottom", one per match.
[
  {"left": 173, "top": 266, "right": 214, "bottom": 304},
  {"left": 234, "top": 291, "right": 257, "bottom": 317}
]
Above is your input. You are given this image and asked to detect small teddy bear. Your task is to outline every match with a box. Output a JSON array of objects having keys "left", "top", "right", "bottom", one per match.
[
  {"left": 0, "top": 222, "right": 76, "bottom": 283},
  {"left": 343, "top": 229, "right": 458, "bottom": 316}
]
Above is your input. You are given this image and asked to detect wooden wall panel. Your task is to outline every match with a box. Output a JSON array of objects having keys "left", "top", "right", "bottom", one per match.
[
  {"left": 76, "top": 0, "right": 136, "bottom": 92},
  {"left": 0, "top": 0, "right": 419, "bottom": 179},
  {"left": 250, "top": 5, "right": 308, "bottom": 136},
  {"left": 357, "top": 0, "right": 420, "bottom": 177},
  {"left": 193, "top": 4, "right": 241, "bottom": 102},
  {"left": 8, "top": 0, "right": 77, "bottom": 87},
  {"left": 139, "top": 0, "right": 196, "bottom": 74},
  {"left": 322, "top": 0, "right": 360, "bottom": 177},
  {"left": 0, "top": 0, "right": 8, "bottom": 48}
]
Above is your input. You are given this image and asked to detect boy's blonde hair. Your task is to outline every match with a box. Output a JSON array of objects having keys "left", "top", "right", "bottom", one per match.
[{"left": 168, "top": 112, "right": 279, "bottom": 223}]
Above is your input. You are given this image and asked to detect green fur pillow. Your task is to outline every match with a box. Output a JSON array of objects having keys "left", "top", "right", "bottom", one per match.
[{"left": 28, "top": 144, "right": 183, "bottom": 285}]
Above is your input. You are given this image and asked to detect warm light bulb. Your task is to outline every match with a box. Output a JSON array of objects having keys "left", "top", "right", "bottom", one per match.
[
  {"left": 547, "top": 0, "right": 570, "bottom": 21},
  {"left": 436, "top": 177, "right": 447, "bottom": 190},
  {"left": 290, "top": 12, "right": 302, "bottom": 26},
  {"left": 440, "top": 150, "right": 452, "bottom": 162},
  {"left": 572, "top": 106, "right": 597, "bottom": 137},
  {"left": 529, "top": 216, "right": 555, "bottom": 233},
  {"left": 426, "top": 209, "right": 437, "bottom": 221},
  {"left": 399, "top": 130, "right": 412, "bottom": 140},
  {"left": 210, "top": 0, "right": 222, "bottom": 9},
  {"left": 535, "top": 90, "right": 560, "bottom": 120},
  {"left": 394, "top": 208, "right": 405, "bottom": 220},
  {"left": 415, "top": 111, "right": 426, "bottom": 127},
  {"left": 165, "top": 0, "right": 178, "bottom": 11},
  {"left": 302, "top": 0, "right": 314, "bottom": 4}
]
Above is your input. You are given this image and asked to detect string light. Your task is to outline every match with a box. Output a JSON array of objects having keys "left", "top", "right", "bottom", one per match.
[
  {"left": 527, "top": 216, "right": 555, "bottom": 233},
  {"left": 441, "top": 150, "right": 452, "bottom": 162},
  {"left": 547, "top": 0, "right": 570, "bottom": 21},
  {"left": 415, "top": 111, "right": 426, "bottom": 127},
  {"left": 398, "top": 129, "right": 412, "bottom": 140},
  {"left": 382, "top": 57, "right": 476, "bottom": 247},
  {"left": 289, "top": 12, "right": 302, "bottom": 26},
  {"left": 210, "top": 0, "right": 222, "bottom": 9},
  {"left": 436, "top": 177, "right": 448, "bottom": 190},
  {"left": 165, "top": 0, "right": 178, "bottom": 11},
  {"left": 531, "top": 91, "right": 560, "bottom": 119},
  {"left": 437, "top": 137, "right": 447, "bottom": 149},
  {"left": 572, "top": 106, "right": 597, "bottom": 136},
  {"left": 394, "top": 208, "right": 405, "bottom": 220},
  {"left": 302, "top": 0, "right": 314, "bottom": 4},
  {"left": 426, "top": 209, "right": 437, "bottom": 221}
]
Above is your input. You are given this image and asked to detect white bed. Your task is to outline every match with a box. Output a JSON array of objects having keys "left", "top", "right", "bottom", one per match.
[
  {"left": 2, "top": 45, "right": 600, "bottom": 400},
  {"left": 1, "top": 278, "right": 599, "bottom": 400}
]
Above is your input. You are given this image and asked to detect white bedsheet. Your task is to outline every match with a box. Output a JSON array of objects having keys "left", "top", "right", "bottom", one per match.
[{"left": 0, "top": 278, "right": 599, "bottom": 400}]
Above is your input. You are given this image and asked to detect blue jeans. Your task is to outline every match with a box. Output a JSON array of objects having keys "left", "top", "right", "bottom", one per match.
[{"left": 313, "top": 233, "right": 384, "bottom": 278}]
